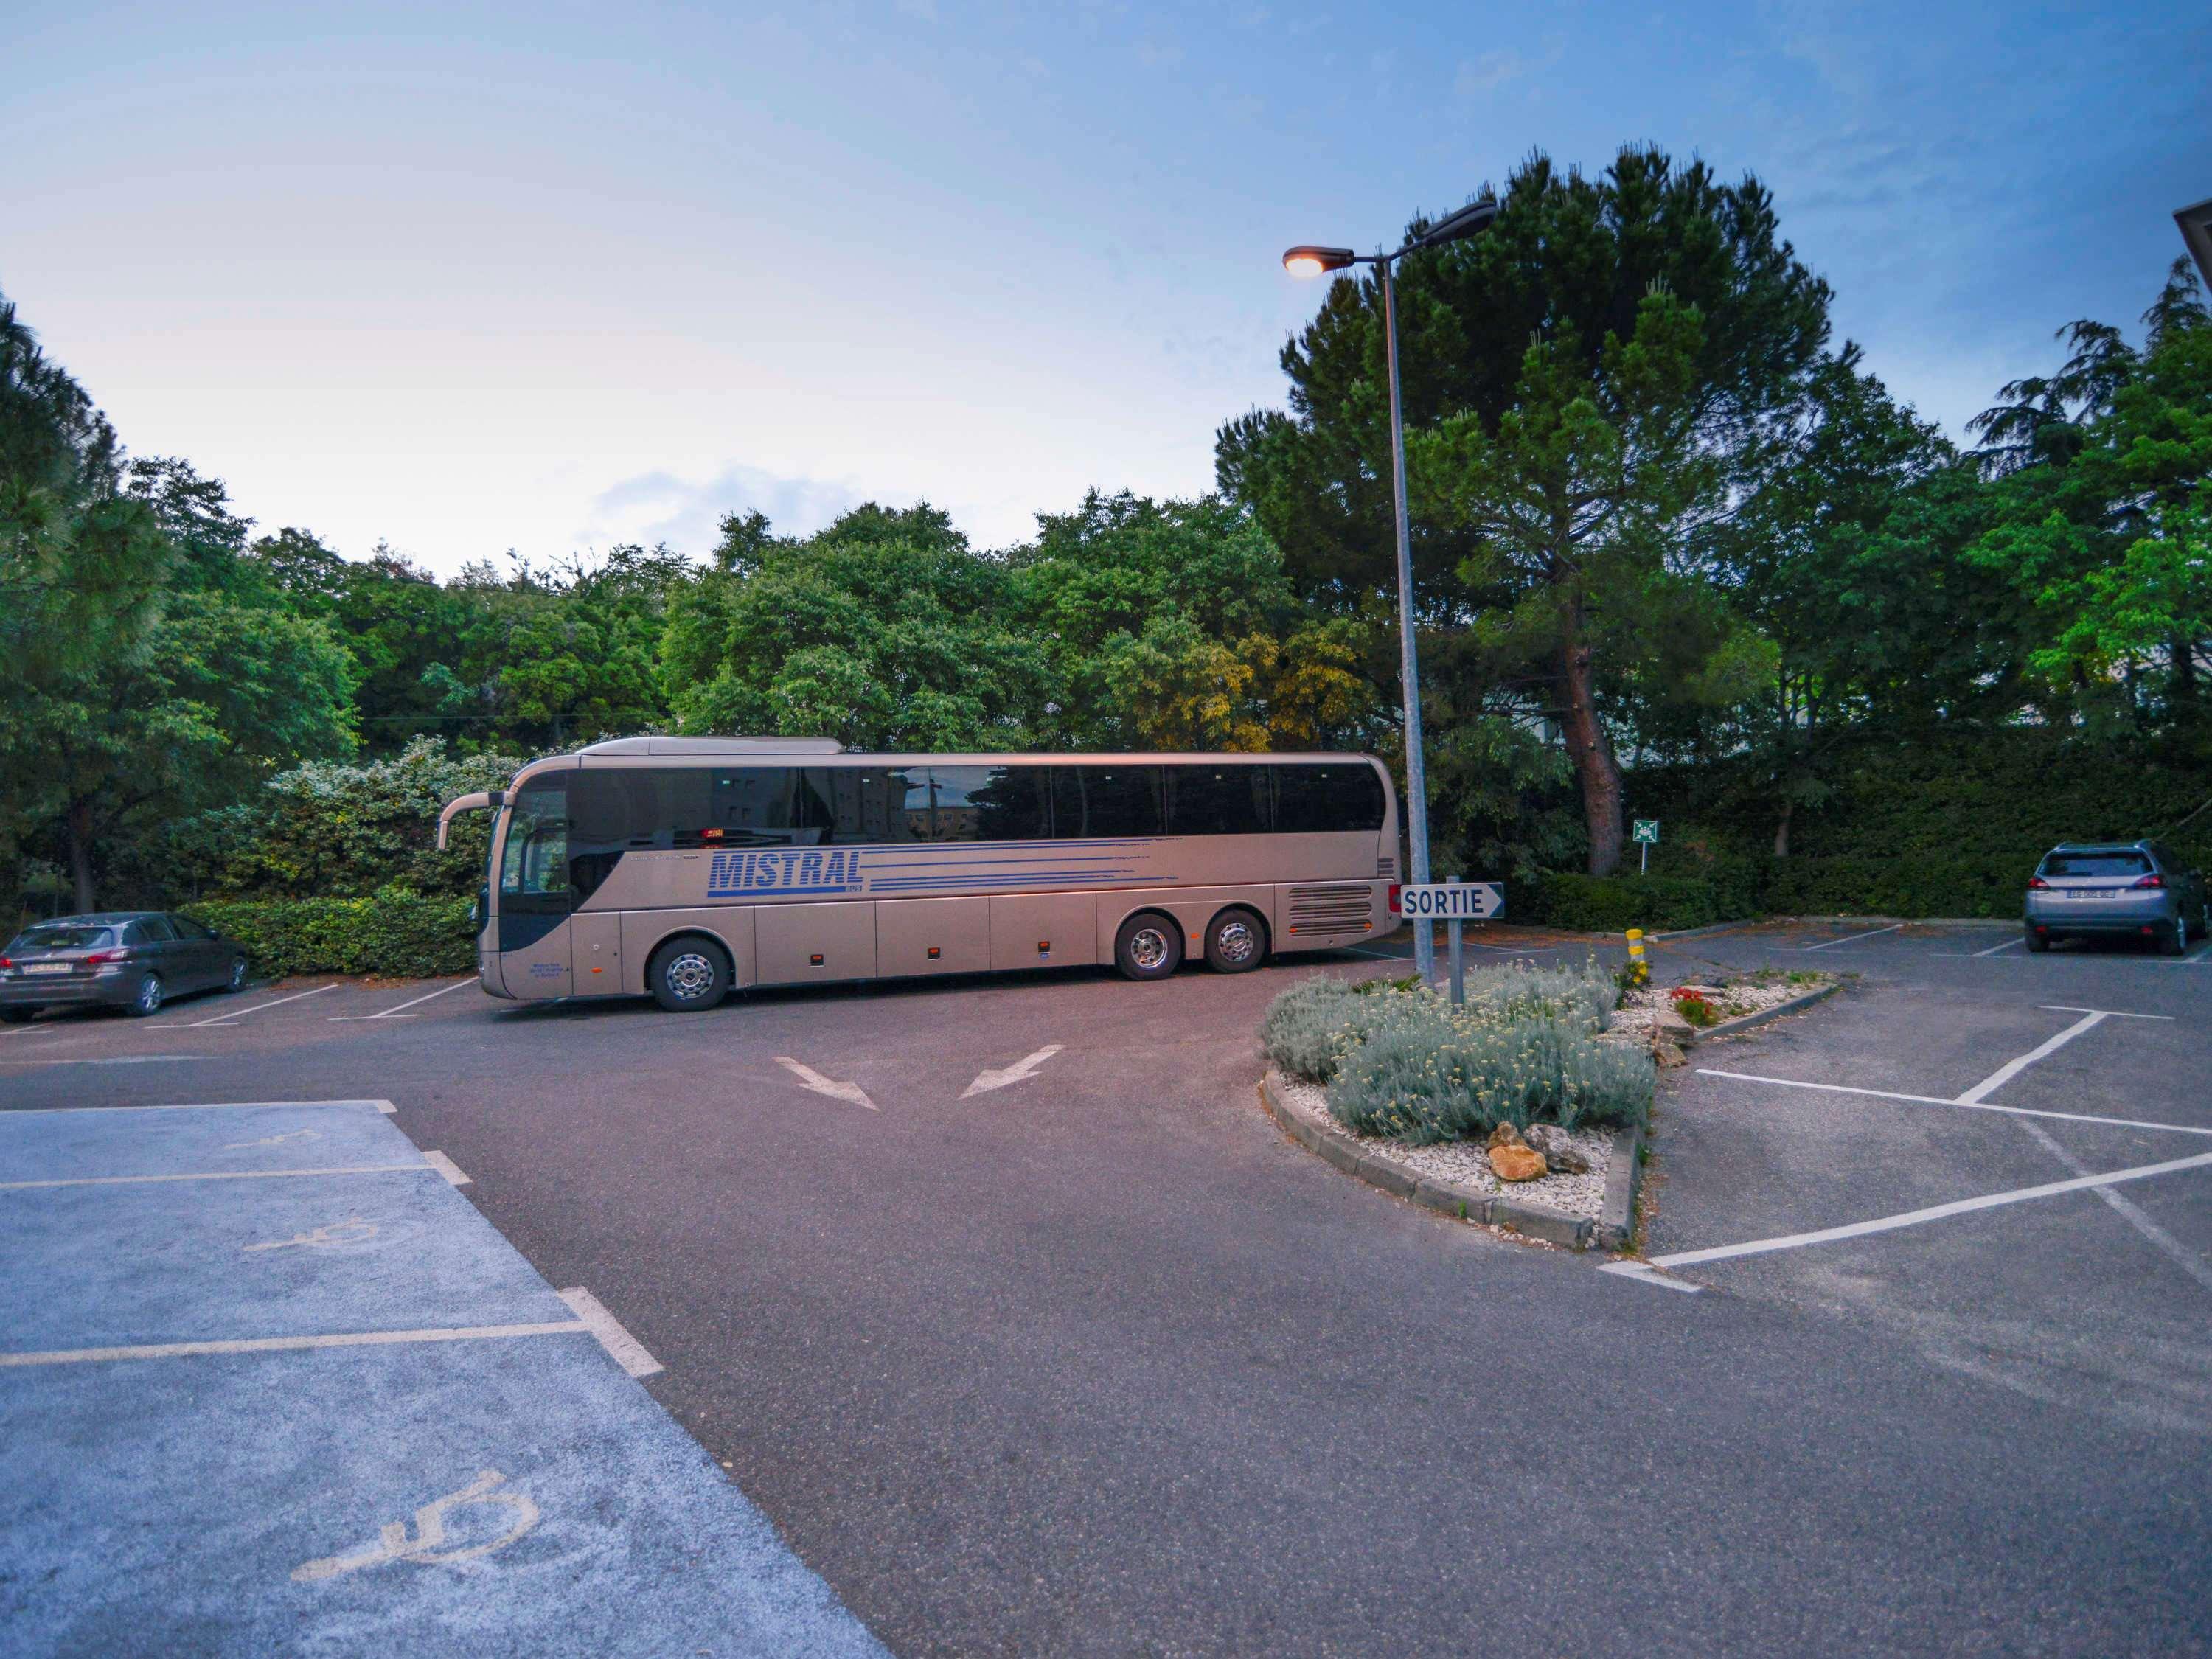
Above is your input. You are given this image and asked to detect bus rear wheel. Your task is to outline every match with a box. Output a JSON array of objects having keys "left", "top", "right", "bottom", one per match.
[
  {"left": 1114, "top": 912, "right": 1183, "bottom": 982},
  {"left": 647, "top": 936, "right": 731, "bottom": 1012},
  {"left": 1203, "top": 908, "right": 1267, "bottom": 973}
]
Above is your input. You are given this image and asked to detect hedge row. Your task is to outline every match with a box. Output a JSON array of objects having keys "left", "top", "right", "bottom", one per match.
[
  {"left": 1523, "top": 854, "right": 2045, "bottom": 933},
  {"left": 181, "top": 888, "right": 476, "bottom": 978}
]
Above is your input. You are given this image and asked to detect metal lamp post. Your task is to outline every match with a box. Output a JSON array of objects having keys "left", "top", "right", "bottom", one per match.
[{"left": 1284, "top": 195, "right": 1499, "bottom": 982}]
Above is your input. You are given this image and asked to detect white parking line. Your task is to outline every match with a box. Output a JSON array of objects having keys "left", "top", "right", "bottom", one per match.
[
  {"left": 557, "top": 1287, "right": 664, "bottom": 1377},
  {"left": 1646, "top": 1151, "right": 2212, "bottom": 1271},
  {"left": 161, "top": 984, "right": 335, "bottom": 1028},
  {"left": 0, "top": 1098, "right": 397, "bottom": 1115},
  {"left": 1955, "top": 1010, "right": 2107, "bottom": 1103},
  {"left": 328, "top": 978, "right": 476, "bottom": 1022},
  {"left": 0, "top": 1055, "right": 214, "bottom": 1067},
  {"left": 0, "top": 1024, "right": 60, "bottom": 1039},
  {"left": 2039, "top": 1004, "right": 2174, "bottom": 1020},
  {"left": 1695, "top": 1068, "right": 2212, "bottom": 1139},
  {"left": 1972, "top": 935, "right": 2025, "bottom": 957},
  {"left": 0, "top": 1162, "right": 437, "bottom": 1192},
  {"left": 1801, "top": 923, "right": 1902, "bottom": 951},
  {"left": 1604, "top": 1273, "right": 1691, "bottom": 1293},
  {"left": 2008, "top": 1116, "right": 2212, "bottom": 1298},
  {"left": 422, "top": 1151, "right": 471, "bottom": 1187},
  {"left": 0, "top": 1320, "right": 593, "bottom": 1368}
]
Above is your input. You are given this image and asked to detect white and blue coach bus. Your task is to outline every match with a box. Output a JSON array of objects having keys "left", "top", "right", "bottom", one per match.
[{"left": 438, "top": 737, "right": 1399, "bottom": 1010}]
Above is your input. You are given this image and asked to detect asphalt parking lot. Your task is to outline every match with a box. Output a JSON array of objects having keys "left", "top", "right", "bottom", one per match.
[{"left": 4, "top": 922, "right": 2210, "bottom": 1655}]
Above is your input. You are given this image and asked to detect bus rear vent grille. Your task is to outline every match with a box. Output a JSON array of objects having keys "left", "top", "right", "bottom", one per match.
[{"left": 1287, "top": 883, "right": 1374, "bottom": 934}]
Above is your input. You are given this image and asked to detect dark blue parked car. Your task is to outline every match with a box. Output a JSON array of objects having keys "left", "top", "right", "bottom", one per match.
[{"left": 0, "top": 912, "right": 251, "bottom": 1021}]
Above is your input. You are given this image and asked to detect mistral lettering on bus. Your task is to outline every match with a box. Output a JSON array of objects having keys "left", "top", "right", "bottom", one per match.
[{"left": 707, "top": 848, "right": 868, "bottom": 898}]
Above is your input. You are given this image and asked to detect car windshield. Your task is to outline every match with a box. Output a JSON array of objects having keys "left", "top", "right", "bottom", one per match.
[
  {"left": 10, "top": 924, "right": 116, "bottom": 951},
  {"left": 2039, "top": 852, "right": 2151, "bottom": 879}
]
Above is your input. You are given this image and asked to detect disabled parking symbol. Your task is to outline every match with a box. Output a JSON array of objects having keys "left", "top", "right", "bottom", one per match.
[
  {"left": 291, "top": 1469, "right": 540, "bottom": 1582},
  {"left": 223, "top": 1128, "right": 323, "bottom": 1150},
  {"left": 241, "top": 1217, "right": 380, "bottom": 1253}
]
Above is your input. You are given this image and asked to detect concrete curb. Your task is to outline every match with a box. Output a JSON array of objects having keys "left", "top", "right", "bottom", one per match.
[
  {"left": 1259, "top": 1071, "right": 1638, "bottom": 1253},
  {"left": 1649, "top": 919, "right": 1756, "bottom": 941},
  {"left": 1677, "top": 980, "right": 1841, "bottom": 1048}
]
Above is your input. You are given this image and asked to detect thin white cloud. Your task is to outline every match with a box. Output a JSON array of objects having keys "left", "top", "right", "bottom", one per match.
[
  {"left": 581, "top": 465, "right": 865, "bottom": 557},
  {"left": 1454, "top": 49, "right": 1528, "bottom": 96}
]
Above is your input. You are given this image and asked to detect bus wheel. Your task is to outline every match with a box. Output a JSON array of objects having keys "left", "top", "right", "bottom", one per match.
[
  {"left": 648, "top": 936, "right": 730, "bottom": 1011},
  {"left": 1114, "top": 913, "right": 1183, "bottom": 981},
  {"left": 1203, "top": 908, "right": 1267, "bottom": 974}
]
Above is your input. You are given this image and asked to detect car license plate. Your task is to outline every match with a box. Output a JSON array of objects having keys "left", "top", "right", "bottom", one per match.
[{"left": 21, "top": 961, "right": 72, "bottom": 975}]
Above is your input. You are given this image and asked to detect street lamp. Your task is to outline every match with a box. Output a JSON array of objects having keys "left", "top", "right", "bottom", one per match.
[{"left": 1283, "top": 195, "right": 1499, "bottom": 983}]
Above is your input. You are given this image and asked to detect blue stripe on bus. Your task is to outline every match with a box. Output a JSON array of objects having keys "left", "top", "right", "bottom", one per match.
[
  {"left": 861, "top": 857, "right": 1152, "bottom": 869},
  {"left": 863, "top": 875, "right": 1164, "bottom": 891},
  {"left": 704, "top": 883, "right": 865, "bottom": 897}
]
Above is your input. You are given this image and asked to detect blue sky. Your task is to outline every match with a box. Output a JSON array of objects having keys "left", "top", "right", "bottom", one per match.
[{"left": 5, "top": 1, "right": 2206, "bottom": 572}]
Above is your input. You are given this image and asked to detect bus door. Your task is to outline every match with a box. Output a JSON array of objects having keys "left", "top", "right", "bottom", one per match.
[{"left": 496, "top": 777, "right": 574, "bottom": 997}]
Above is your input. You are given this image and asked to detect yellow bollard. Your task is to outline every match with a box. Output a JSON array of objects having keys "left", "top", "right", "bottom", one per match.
[{"left": 1624, "top": 927, "right": 1649, "bottom": 988}]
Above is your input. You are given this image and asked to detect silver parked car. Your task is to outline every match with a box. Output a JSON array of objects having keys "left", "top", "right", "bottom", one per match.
[
  {"left": 2024, "top": 841, "right": 2210, "bottom": 956},
  {"left": 0, "top": 911, "right": 251, "bottom": 1021}
]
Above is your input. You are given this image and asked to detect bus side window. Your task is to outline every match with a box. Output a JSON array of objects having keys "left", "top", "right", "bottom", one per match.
[
  {"left": 1058, "top": 765, "right": 1163, "bottom": 838},
  {"left": 1273, "top": 764, "right": 1385, "bottom": 833},
  {"left": 568, "top": 771, "right": 633, "bottom": 900},
  {"left": 931, "top": 766, "right": 1049, "bottom": 843},
  {"left": 1166, "top": 765, "right": 1272, "bottom": 835}
]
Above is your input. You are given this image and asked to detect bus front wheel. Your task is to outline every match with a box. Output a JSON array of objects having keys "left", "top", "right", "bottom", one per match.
[
  {"left": 1114, "top": 912, "right": 1183, "bottom": 982},
  {"left": 647, "top": 936, "right": 731, "bottom": 1012}
]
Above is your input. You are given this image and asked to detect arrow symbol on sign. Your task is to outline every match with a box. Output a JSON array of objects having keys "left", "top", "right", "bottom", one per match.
[
  {"left": 961, "top": 1044, "right": 1064, "bottom": 1099},
  {"left": 773, "top": 1057, "right": 878, "bottom": 1111}
]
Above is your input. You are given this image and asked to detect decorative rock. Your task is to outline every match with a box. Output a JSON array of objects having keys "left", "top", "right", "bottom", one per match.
[
  {"left": 1652, "top": 1007, "right": 1695, "bottom": 1034},
  {"left": 1652, "top": 1037, "right": 1687, "bottom": 1069},
  {"left": 1523, "top": 1123, "right": 1591, "bottom": 1175},
  {"left": 1489, "top": 1142, "right": 1548, "bottom": 1183},
  {"left": 1486, "top": 1121, "right": 1526, "bottom": 1151}
]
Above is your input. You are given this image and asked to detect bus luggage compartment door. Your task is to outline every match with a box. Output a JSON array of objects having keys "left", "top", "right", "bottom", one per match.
[
  {"left": 876, "top": 897, "right": 990, "bottom": 977},
  {"left": 571, "top": 911, "right": 624, "bottom": 995},
  {"left": 757, "top": 900, "right": 877, "bottom": 985}
]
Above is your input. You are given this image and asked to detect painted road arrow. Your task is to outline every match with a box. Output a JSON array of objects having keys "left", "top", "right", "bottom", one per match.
[
  {"left": 961, "top": 1045, "right": 1065, "bottom": 1099},
  {"left": 773, "top": 1057, "right": 879, "bottom": 1111}
]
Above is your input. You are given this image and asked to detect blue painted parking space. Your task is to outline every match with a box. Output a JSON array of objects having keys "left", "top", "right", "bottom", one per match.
[
  {"left": 0, "top": 1102, "right": 886, "bottom": 1658},
  {"left": 0, "top": 1099, "right": 406, "bottom": 1183},
  {"left": 0, "top": 1175, "right": 569, "bottom": 1349}
]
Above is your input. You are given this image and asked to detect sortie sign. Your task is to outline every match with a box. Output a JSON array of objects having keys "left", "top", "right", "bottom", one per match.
[{"left": 1397, "top": 882, "right": 1505, "bottom": 920}]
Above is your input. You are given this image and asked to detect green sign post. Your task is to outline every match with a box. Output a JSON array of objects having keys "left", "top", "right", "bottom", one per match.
[{"left": 1632, "top": 818, "right": 1659, "bottom": 872}]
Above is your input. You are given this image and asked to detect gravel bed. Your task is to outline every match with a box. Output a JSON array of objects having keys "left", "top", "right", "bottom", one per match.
[
  {"left": 1604, "top": 972, "right": 1832, "bottom": 1046},
  {"left": 1272, "top": 1074, "right": 1614, "bottom": 1222}
]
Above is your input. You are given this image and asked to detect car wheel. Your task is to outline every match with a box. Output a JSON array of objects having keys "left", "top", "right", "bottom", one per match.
[
  {"left": 0, "top": 1007, "right": 35, "bottom": 1025},
  {"left": 647, "top": 936, "right": 730, "bottom": 1012},
  {"left": 225, "top": 956, "right": 250, "bottom": 992},
  {"left": 1114, "top": 912, "right": 1183, "bottom": 981},
  {"left": 2023, "top": 927, "right": 2049, "bottom": 954},
  {"left": 2164, "top": 916, "right": 2189, "bottom": 957},
  {"left": 1203, "top": 907, "right": 1267, "bottom": 974},
  {"left": 131, "top": 973, "right": 164, "bottom": 1016}
]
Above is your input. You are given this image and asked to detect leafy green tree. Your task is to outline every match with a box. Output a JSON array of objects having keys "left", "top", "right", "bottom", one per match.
[
  {"left": 1219, "top": 147, "right": 1834, "bottom": 874},
  {"left": 1013, "top": 491, "right": 1381, "bottom": 751},
  {"left": 1966, "top": 260, "right": 2212, "bottom": 726},
  {"left": 170, "top": 736, "right": 523, "bottom": 900},
  {"left": 661, "top": 503, "right": 1051, "bottom": 749},
  {"left": 0, "top": 291, "right": 358, "bottom": 910}
]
